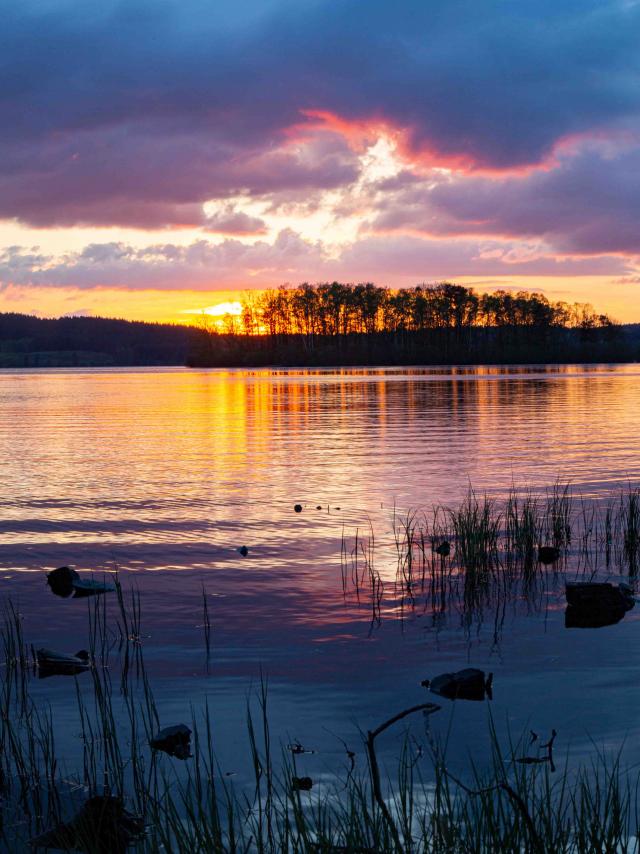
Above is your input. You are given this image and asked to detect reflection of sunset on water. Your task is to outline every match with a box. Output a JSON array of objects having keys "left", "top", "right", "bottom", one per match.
[{"left": 2, "top": 365, "right": 640, "bottom": 782}]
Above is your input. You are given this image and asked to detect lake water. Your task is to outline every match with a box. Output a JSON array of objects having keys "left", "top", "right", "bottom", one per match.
[{"left": 2, "top": 364, "right": 640, "bottom": 792}]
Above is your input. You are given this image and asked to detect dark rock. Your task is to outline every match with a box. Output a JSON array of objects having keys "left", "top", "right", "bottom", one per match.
[
  {"left": 150, "top": 724, "right": 192, "bottom": 759},
  {"left": 36, "top": 648, "right": 90, "bottom": 678},
  {"left": 237, "top": 545, "right": 249, "bottom": 557},
  {"left": 565, "top": 582, "right": 635, "bottom": 629},
  {"left": 292, "top": 776, "right": 313, "bottom": 791},
  {"left": 46, "top": 565, "right": 114, "bottom": 598},
  {"left": 434, "top": 541, "right": 451, "bottom": 557},
  {"left": 46, "top": 565, "right": 80, "bottom": 598},
  {"left": 30, "top": 795, "right": 144, "bottom": 854},
  {"left": 423, "top": 668, "right": 493, "bottom": 701},
  {"left": 538, "top": 545, "right": 561, "bottom": 564},
  {"left": 294, "top": 504, "right": 303, "bottom": 513},
  {"left": 566, "top": 581, "right": 634, "bottom": 608}
]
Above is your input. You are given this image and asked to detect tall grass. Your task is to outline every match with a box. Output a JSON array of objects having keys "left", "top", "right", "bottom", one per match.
[
  {"left": 450, "top": 491, "right": 501, "bottom": 575},
  {"left": 1, "top": 591, "right": 639, "bottom": 852}
]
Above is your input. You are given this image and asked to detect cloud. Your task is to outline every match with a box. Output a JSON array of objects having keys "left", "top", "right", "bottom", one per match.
[
  {"left": 338, "top": 234, "right": 631, "bottom": 280},
  {"left": 0, "top": 230, "right": 328, "bottom": 291},
  {"left": 1, "top": 0, "right": 640, "bottom": 231},
  {"left": 203, "top": 206, "right": 266, "bottom": 235},
  {"left": 0, "top": 124, "right": 360, "bottom": 229},
  {"left": 0, "top": 229, "right": 631, "bottom": 295},
  {"left": 367, "top": 138, "right": 640, "bottom": 255}
]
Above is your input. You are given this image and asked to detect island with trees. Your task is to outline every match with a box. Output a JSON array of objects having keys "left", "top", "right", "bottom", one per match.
[
  {"left": 187, "top": 281, "right": 635, "bottom": 367},
  {"left": 0, "top": 282, "right": 637, "bottom": 368}
]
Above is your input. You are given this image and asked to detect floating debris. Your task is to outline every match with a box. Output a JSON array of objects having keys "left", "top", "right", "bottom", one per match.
[
  {"left": 287, "top": 740, "right": 316, "bottom": 755},
  {"left": 237, "top": 545, "right": 249, "bottom": 557},
  {"left": 422, "top": 668, "right": 493, "bottom": 701},
  {"left": 31, "top": 795, "right": 144, "bottom": 854},
  {"left": 565, "top": 581, "right": 634, "bottom": 628},
  {"left": 291, "top": 776, "right": 313, "bottom": 791},
  {"left": 538, "top": 545, "right": 561, "bottom": 564},
  {"left": 294, "top": 504, "right": 303, "bottom": 513},
  {"left": 46, "top": 565, "right": 114, "bottom": 599},
  {"left": 36, "top": 648, "right": 90, "bottom": 678},
  {"left": 72, "top": 577, "right": 115, "bottom": 598},
  {"left": 516, "top": 729, "right": 558, "bottom": 773},
  {"left": 150, "top": 724, "right": 192, "bottom": 759},
  {"left": 434, "top": 541, "right": 451, "bottom": 557}
]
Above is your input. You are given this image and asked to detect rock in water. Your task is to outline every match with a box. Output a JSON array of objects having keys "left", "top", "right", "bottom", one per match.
[
  {"left": 565, "top": 581, "right": 635, "bottom": 629},
  {"left": 46, "top": 565, "right": 114, "bottom": 598},
  {"left": 150, "top": 724, "right": 192, "bottom": 759},
  {"left": 30, "top": 795, "right": 144, "bottom": 854},
  {"left": 46, "top": 565, "right": 80, "bottom": 598},
  {"left": 71, "top": 577, "right": 115, "bottom": 598},
  {"left": 294, "top": 504, "right": 303, "bottom": 513},
  {"left": 538, "top": 545, "right": 561, "bottom": 564},
  {"left": 36, "top": 648, "right": 90, "bottom": 678},
  {"left": 424, "top": 668, "right": 493, "bottom": 701}
]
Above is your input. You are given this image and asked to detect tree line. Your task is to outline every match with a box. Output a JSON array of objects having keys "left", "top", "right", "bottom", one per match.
[
  {"left": 232, "top": 282, "right": 613, "bottom": 338},
  {"left": 188, "top": 282, "right": 629, "bottom": 367},
  {"left": 0, "top": 313, "right": 207, "bottom": 367}
]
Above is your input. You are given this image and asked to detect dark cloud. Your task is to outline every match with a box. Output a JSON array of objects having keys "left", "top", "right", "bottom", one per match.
[
  {"left": 1, "top": 0, "right": 640, "bottom": 228},
  {"left": 370, "top": 140, "right": 640, "bottom": 254},
  {"left": 0, "top": 123, "right": 359, "bottom": 228}
]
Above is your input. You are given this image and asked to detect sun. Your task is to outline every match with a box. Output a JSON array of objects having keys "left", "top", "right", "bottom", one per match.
[{"left": 199, "top": 301, "right": 243, "bottom": 317}]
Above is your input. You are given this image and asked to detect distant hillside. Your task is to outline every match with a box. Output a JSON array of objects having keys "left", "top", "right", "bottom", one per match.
[{"left": 0, "top": 313, "right": 207, "bottom": 367}]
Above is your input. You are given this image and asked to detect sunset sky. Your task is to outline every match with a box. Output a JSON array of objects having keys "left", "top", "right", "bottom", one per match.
[{"left": 2, "top": 0, "right": 640, "bottom": 323}]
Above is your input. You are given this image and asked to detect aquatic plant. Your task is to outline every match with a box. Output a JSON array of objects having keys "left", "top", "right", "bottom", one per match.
[{"left": 449, "top": 491, "right": 501, "bottom": 574}]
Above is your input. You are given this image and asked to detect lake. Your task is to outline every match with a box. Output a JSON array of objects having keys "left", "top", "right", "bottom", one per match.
[{"left": 2, "top": 363, "right": 640, "bottom": 794}]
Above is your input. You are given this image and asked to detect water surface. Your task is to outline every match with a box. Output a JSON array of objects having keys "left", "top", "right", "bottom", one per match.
[{"left": 2, "top": 364, "right": 640, "bottom": 786}]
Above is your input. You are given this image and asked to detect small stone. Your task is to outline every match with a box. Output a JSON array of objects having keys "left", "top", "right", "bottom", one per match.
[
  {"left": 150, "top": 724, "right": 192, "bottom": 759},
  {"left": 538, "top": 545, "right": 561, "bottom": 564},
  {"left": 31, "top": 796, "right": 144, "bottom": 854},
  {"left": 36, "top": 648, "right": 90, "bottom": 678},
  {"left": 292, "top": 776, "right": 313, "bottom": 791},
  {"left": 425, "top": 668, "right": 492, "bottom": 702}
]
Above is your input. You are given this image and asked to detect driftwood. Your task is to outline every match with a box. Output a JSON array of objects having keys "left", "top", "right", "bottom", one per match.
[{"left": 365, "top": 703, "right": 441, "bottom": 851}]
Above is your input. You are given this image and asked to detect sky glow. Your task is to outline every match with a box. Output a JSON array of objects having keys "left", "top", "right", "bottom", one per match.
[{"left": 1, "top": 0, "right": 640, "bottom": 322}]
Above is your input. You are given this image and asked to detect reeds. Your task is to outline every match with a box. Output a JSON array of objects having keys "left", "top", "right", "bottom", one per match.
[
  {"left": 1, "top": 592, "right": 640, "bottom": 852},
  {"left": 450, "top": 491, "right": 501, "bottom": 575},
  {"left": 338, "top": 483, "right": 640, "bottom": 639}
]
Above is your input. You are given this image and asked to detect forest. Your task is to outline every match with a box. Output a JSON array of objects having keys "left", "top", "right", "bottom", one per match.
[
  {"left": 0, "top": 283, "right": 637, "bottom": 368},
  {"left": 188, "top": 282, "right": 633, "bottom": 367},
  {"left": 0, "top": 313, "right": 207, "bottom": 367}
]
